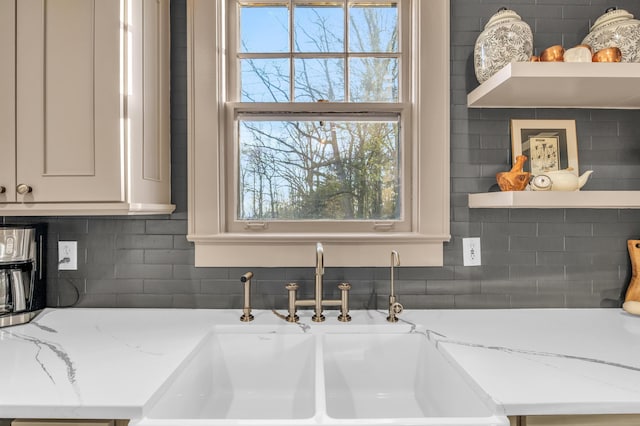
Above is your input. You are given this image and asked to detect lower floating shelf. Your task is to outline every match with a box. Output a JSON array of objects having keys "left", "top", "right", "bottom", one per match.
[{"left": 468, "top": 191, "right": 640, "bottom": 209}]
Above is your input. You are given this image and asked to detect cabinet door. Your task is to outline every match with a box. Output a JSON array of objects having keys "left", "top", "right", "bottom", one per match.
[
  {"left": 15, "top": 0, "right": 123, "bottom": 203},
  {"left": 0, "top": 0, "right": 16, "bottom": 202}
]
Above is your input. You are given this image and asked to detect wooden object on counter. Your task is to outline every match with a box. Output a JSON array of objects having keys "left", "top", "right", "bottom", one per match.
[
  {"left": 623, "top": 239, "right": 640, "bottom": 315},
  {"left": 496, "top": 155, "right": 531, "bottom": 191}
]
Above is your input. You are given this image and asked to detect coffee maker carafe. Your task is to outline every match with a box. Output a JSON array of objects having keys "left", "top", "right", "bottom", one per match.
[{"left": 0, "top": 224, "right": 46, "bottom": 327}]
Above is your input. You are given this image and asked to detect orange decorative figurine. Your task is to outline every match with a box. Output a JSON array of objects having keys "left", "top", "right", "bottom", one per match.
[{"left": 496, "top": 155, "right": 531, "bottom": 191}]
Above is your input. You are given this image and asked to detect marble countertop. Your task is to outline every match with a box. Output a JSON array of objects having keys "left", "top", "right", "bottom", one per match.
[
  {"left": 1, "top": 308, "right": 640, "bottom": 419},
  {"left": 408, "top": 309, "right": 640, "bottom": 416}
]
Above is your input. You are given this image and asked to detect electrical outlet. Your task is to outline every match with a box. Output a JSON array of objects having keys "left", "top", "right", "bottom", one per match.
[
  {"left": 58, "top": 241, "right": 78, "bottom": 271},
  {"left": 463, "top": 237, "right": 481, "bottom": 267}
]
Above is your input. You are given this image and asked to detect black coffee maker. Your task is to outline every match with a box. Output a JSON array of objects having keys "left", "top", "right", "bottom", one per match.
[{"left": 0, "top": 224, "right": 46, "bottom": 327}]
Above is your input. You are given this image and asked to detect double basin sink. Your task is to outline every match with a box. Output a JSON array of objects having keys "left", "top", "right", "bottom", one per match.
[{"left": 133, "top": 323, "right": 508, "bottom": 426}]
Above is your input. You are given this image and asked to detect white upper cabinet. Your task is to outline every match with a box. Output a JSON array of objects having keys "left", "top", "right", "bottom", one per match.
[{"left": 1, "top": 0, "right": 173, "bottom": 215}]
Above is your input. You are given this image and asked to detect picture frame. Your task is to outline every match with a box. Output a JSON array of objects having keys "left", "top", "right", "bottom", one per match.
[{"left": 510, "top": 119, "right": 578, "bottom": 176}]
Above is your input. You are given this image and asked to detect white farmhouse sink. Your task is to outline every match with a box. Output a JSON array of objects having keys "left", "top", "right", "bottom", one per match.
[
  {"left": 323, "top": 333, "right": 496, "bottom": 420},
  {"left": 144, "top": 333, "right": 316, "bottom": 420},
  {"left": 136, "top": 328, "right": 508, "bottom": 426}
]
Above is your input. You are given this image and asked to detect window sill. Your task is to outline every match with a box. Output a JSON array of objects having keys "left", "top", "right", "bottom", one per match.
[{"left": 188, "top": 233, "right": 449, "bottom": 267}]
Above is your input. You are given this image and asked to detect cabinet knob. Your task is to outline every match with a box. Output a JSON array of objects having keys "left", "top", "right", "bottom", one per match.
[
  {"left": 16, "top": 184, "right": 32, "bottom": 195},
  {"left": 0, "top": 186, "right": 5, "bottom": 194}
]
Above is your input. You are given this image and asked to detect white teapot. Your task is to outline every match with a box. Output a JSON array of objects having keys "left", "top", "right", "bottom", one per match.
[{"left": 530, "top": 168, "right": 593, "bottom": 191}]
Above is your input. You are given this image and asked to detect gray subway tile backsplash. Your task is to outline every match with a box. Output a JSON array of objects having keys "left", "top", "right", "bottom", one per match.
[
  {"left": 88, "top": 219, "right": 146, "bottom": 234},
  {"left": 144, "top": 249, "right": 193, "bottom": 265},
  {"left": 143, "top": 279, "right": 202, "bottom": 295},
  {"left": 116, "top": 235, "right": 174, "bottom": 250},
  {"left": 510, "top": 236, "right": 565, "bottom": 252},
  {"left": 22, "top": 0, "right": 638, "bottom": 310},
  {"left": 172, "top": 265, "right": 228, "bottom": 280},
  {"left": 427, "top": 280, "right": 481, "bottom": 296},
  {"left": 565, "top": 265, "right": 622, "bottom": 282},
  {"left": 509, "top": 294, "right": 566, "bottom": 309},
  {"left": 536, "top": 252, "right": 591, "bottom": 266},
  {"left": 145, "top": 219, "right": 188, "bottom": 235},
  {"left": 115, "top": 294, "right": 174, "bottom": 309},
  {"left": 454, "top": 294, "right": 511, "bottom": 309},
  {"left": 115, "top": 264, "right": 173, "bottom": 280},
  {"left": 85, "top": 279, "right": 143, "bottom": 295}
]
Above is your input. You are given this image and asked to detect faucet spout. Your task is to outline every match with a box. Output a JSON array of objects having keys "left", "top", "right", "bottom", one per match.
[
  {"left": 390, "top": 250, "right": 400, "bottom": 296},
  {"left": 316, "top": 242, "right": 324, "bottom": 276},
  {"left": 313, "top": 242, "right": 325, "bottom": 322}
]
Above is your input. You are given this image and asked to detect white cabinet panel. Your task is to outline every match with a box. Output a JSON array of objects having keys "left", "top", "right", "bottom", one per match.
[
  {"left": 0, "top": 0, "right": 16, "bottom": 203},
  {"left": 16, "top": 0, "right": 122, "bottom": 202}
]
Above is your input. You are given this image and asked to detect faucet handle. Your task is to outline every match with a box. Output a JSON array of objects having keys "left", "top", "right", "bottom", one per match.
[
  {"left": 390, "top": 301, "right": 403, "bottom": 315},
  {"left": 387, "top": 295, "right": 403, "bottom": 323}
]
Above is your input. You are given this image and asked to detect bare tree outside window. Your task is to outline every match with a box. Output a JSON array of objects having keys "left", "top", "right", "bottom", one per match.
[{"left": 236, "top": 1, "right": 401, "bottom": 222}]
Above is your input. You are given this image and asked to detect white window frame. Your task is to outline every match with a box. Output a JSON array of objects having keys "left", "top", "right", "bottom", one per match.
[{"left": 186, "top": 0, "right": 450, "bottom": 267}]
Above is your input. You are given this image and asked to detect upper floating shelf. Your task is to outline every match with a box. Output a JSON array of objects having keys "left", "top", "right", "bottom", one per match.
[{"left": 467, "top": 62, "right": 640, "bottom": 109}]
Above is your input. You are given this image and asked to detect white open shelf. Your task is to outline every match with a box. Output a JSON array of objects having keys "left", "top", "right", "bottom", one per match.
[
  {"left": 468, "top": 191, "right": 640, "bottom": 209},
  {"left": 467, "top": 62, "right": 640, "bottom": 109}
]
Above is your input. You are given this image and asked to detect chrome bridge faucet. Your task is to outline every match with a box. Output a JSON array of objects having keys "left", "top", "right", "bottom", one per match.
[{"left": 285, "top": 242, "right": 351, "bottom": 323}]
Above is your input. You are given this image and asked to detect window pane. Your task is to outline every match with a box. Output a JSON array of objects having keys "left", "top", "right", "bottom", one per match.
[
  {"left": 241, "top": 58, "right": 290, "bottom": 102},
  {"left": 294, "top": 58, "right": 345, "bottom": 102},
  {"left": 238, "top": 119, "right": 400, "bottom": 221},
  {"left": 349, "top": 3, "right": 398, "bottom": 53},
  {"left": 349, "top": 57, "right": 398, "bottom": 102},
  {"left": 240, "top": 5, "right": 289, "bottom": 53},
  {"left": 294, "top": 4, "right": 344, "bottom": 52}
]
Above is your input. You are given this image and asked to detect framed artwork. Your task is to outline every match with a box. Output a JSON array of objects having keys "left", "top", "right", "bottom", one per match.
[{"left": 510, "top": 119, "right": 578, "bottom": 176}]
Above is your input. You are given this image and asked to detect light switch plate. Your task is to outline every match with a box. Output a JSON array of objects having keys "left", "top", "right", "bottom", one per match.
[
  {"left": 463, "top": 237, "right": 481, "bottom": 267},
  {"left": 58, "top": 241, "right": 78, "bottom": 271}
]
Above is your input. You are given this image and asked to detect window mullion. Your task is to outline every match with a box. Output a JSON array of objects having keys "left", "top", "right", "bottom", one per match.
[
  {"left": 237, "top": 52, "right": 402, "bottom": 59},
  {"left": 230, "top": 101, "right": 409, "bottom": 114},
  {"left": 402, "top": 0, "right": 410, "bottom": 103},
  {"left": 289, "top": 0, "right": 295, "bottom": 101},
  {"left": 344, "top": 0, "right": 350, "bottom": 102}
]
